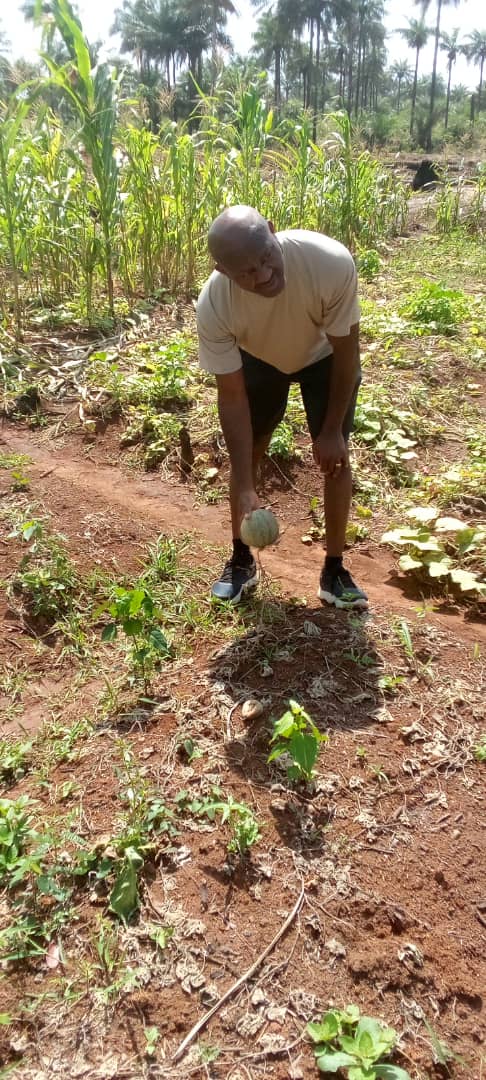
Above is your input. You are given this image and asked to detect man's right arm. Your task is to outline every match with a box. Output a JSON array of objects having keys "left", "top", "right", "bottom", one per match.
[{"left": 216, "top": 370, "right": 259, "bottom": 517}]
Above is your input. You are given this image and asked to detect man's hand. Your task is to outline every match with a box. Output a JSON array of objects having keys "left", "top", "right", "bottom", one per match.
[
  {"left": 312, "top": 430, "right": 349, "bottom": 477},
  {"left": 239, "top": 489, "right": 260, "bottom": 527}
]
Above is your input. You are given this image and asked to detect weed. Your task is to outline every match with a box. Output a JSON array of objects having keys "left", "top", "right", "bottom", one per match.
[
  {"left": 198, "top": 794, "right": 262, "bottom": 858},
  {"left": 269, "top": 421, "right": 299, "bottom": 460},
  {"left": 474, "top": 736, "right": 486, "bottom": 763},
  {"left": 144, "top": 1026, "right": 159, "bottom": 1058},
  {"left": 307, "top": 1004, "right": 410, "bottom": 1078},
  {"left": 400, "top": 281, "right": 468, "bottom": 336},
  {"left": 356, "top": 247, "right": 382, "bottom": 281},
  {"left": 0, "top": 740, "right": 32, "bottom": 787},
  {"left": 7, "top": 519, "right": 78, "bottom": 623},
  {"left": 382, "top": 507, "right": 486, "bottom": 599},
  {"left": 101, "top": 584, "right": 171, "bottom": 691},
  {"left": 268, "top": 699, "right": 328, "bottom": 784}
]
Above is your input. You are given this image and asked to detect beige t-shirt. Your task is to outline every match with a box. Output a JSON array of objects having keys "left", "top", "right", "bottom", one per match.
[{"left": 196, "top": 230, "right": 360, "bottom": 376}]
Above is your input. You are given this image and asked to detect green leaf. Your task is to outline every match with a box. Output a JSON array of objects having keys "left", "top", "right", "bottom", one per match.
[
  {"left": 288, "top": 731, "right": 318, "bottom": 778},
  {"left": 406, "top": 506, "right": 438, "bottom": 523},
  {"left": 398, "top": 554, "right": 423, "bottom": 572},
  {"left": 148, "top": 628, "right": 169, "bottom": 653},
  {"left": 129, "top": 589, "right": 146, "bottom": 615},
  {"left": 375, "top": 1065, "right": 412, "bottom": 1079},
  {"left": 449, "top": 568, "right": 486, "bottom": 594},
  {"left": 427, "top": 559, "right": 451, "bottom": 578},
  {"left": 271, "top": 709, "right": 296, "bottom": 739},
  {"left": 434, "top": 516, "right": 467, "bottom": 532},
  {"left": 102, "top": 623, "right": 118, "bottom": 642},
  {"left": 307, "top": 1012, "right": 341, "bottom": 1043},
  {"left": 109, "top": 848, "right": 143, "bottom": 922},
  {"left": 315, "top": 1051, "right": 357, "bottom": 1072}
]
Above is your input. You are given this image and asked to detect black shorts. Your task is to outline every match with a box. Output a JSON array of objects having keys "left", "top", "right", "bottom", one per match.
[{"left": 241, "top": 350, "right": 361, "bottom": 442}]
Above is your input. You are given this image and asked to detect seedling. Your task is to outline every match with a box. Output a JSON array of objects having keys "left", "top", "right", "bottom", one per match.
[
  {"left": 144, "top": 1025, "right": 159, "bottom": 1058},
  {"left": 101, "top": 585, "right": 170, "bottom": 691},
  {"left": 307, "top": 1004, "right": 410, "bottom": 1078},
  {"left": 268, "top": 699, "right": 328, "bottom": 783},
  {"left": 0, "top": 740, "right": 32, "bottom": 786},
  {"left": 199, "top": 795, "right": 261, "bottom": 858},
  {"left": 8, "top": 519, "right": 79, "bottom": 623},
  {"left": 474, "top": 736, "right": 486, "bottom": 763}
]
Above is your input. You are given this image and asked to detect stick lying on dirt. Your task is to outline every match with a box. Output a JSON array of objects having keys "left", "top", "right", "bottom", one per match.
[{"left": 172, "top": 880, "right": 305, "bottom": 1063}]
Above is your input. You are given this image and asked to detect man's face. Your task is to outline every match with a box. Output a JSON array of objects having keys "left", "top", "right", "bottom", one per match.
[{"left": 216, "top": 224, "right": 285, "bottom": 298}]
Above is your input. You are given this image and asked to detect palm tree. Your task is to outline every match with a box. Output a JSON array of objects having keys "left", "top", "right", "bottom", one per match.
[
  {"left": 462, "top": 29, "right": 486, "bottom": 112},
  {"left": 252, "top": 6, "right": 294, "bottom": 111},
  {"left": 398, "top": 17, "right": 430, "bottom": 136},
  {"left": 416, "top": 0, "right": 461, "bottom": 150},
  {"left": 390, "top": 59, "right": 412, "bottom": 111},
  {"left": 440, "top": 28, "right": 460, "bottom": 128}
]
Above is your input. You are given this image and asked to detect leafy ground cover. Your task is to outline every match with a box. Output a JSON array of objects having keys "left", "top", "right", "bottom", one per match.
[{"left": 0, "top": 216, "right": 485, "bottom": 1080}]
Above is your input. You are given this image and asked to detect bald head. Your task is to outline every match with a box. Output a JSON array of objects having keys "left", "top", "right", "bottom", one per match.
[
  {"left": 208, "top": 205, "right": 285, "bottom": 298},
  {"left": 208, "top": 206, "right": 272, "bottom": 267}
]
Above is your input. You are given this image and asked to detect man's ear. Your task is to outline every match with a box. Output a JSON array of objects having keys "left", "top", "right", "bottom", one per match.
[{"left": 267, "top": 221, "right": 275, "bottom": 234}]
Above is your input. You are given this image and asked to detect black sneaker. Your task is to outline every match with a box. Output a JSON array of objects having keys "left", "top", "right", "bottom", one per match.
[
  {"left": 318, "top": 566, "right": 368, "bottom": 609},
  {"left": 211, "top": 556, "right": 259, "bottom": 604}
]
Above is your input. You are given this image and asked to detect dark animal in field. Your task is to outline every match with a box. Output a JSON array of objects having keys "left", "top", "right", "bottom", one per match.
[{"left": 412, "top": 160, "right": 441, "bottom": 190}]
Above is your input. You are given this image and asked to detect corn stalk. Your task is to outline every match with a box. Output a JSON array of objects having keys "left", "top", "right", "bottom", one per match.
[
  {"left": 41, "top": 0, "right": 120, "bottom": 318},
  {"left": 0, "top": 99, "right": 35, "bottom": 341}
]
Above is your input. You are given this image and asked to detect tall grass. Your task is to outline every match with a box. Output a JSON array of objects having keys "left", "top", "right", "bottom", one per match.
[{"left": 0, "top": 5, "right": 410, "bottom": 334}]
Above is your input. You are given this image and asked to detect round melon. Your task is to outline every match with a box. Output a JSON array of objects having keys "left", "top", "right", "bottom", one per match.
[{"left": 240, "top": 508, "right": 279, "bottom": 549}]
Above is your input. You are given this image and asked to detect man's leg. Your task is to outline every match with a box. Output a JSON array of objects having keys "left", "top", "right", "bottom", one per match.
[
  {"left": 324, "top": 462, "right": 353, "bottom": 557},
  {"left": 212, "top": 355, "right": 287, "bottom": 603},
  {"left": 299, "top": 357, "right": 368, "bottom": 609}
]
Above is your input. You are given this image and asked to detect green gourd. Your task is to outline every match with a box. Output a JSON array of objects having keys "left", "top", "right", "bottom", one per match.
[{"left": 240, "top": 509, "right": 279, "bottom": 549}]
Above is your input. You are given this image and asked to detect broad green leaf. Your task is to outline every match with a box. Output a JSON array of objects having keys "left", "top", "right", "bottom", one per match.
[
  {"left": 434, "top": 516, "right": 467, "bottom": 532},
  {"left": 148, "top": 628, "right": 169, "bottom": 653},
  {"left": 427, "top": 559, "right": 451, "bottom": 578},
  {"left": 357, "top": 1018, "right": 396, "bottom": 1056},
  {"left": 449, "top": 568, "right": 486, "bottom": 594},
  {"left": 101, "top": 623, "right": 118, "bottom": 642},
  {"left": 109, "top": 848, "right": 143, "bottom": 922},
  {"left": 348, "top": 1068, "right": 376, "bottom": 1080},
  {"left": 406, "top": 507, "right": 438, "bottom": 523},
  {"left": 398, "top": 554, "right": 423, "bottom": 572},
  {"left": 375, "top": 1065, "right": 412, "bottom": 1079},
  {"left": 271, "top": 710, "right": 296, "bottom": 739},
  {"left": 381, "top": 529, "right": 418, "bottom": 545},
  {"left": 129, "top": 589, "right": 145, "bottom": 615},
  {"left": 307, "top": 1012, "right": 341, "bottom": 1043},
  {"left": 315, "top": 1051, "right": 357, "bottom": 1072},
  {"left": 412, "top": 538, "right": 442, "bottom": 552},
  {"left": 288, "top": 731, "right": 318, "bottom": 778}
]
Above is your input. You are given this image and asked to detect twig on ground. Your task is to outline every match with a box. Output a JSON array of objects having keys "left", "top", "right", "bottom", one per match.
[{"left": 171, "top": 880, "right": 305, "bottom": 1063}]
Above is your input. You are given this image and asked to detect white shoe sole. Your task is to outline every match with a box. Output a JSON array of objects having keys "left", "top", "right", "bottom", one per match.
[
  {"left": 211, "top": 570, "right": 259, "bottom": 605},
  {"left": 318, "top": 587, "right": 369, "bottom": 610}
]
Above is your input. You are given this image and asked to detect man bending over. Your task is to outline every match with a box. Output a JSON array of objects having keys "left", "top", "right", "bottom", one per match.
[{"left": 196, "top": 205, "right": 368, "bottom": 609}]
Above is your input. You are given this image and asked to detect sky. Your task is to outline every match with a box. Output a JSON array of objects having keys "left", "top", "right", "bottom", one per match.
[{"left": 1, "top": 0, "right": 484, "bottom": 91}]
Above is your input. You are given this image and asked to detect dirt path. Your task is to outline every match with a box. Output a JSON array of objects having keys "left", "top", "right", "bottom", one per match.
[{"left": 4, "top": 424, "right": 485, "bottom": 646}]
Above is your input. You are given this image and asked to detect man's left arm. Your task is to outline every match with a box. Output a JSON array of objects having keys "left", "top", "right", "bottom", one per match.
[{"left": 312, "top": 323, "right": 360, "bottom": 477}]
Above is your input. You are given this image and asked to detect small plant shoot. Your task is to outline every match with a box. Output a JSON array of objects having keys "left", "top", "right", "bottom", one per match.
[
  {"left": 268, "top": 699, "right": 328, "bottom": 783},
  {"left": 307, "top": 1005, "right": 411, "bottom": 1078}
]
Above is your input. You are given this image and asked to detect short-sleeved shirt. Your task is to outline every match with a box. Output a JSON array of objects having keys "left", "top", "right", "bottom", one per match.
[{"left": 196, "top": 229, "right": 360, "bottom": 376}]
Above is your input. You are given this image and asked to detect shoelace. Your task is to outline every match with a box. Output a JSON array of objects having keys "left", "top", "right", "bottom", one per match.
[{"left": 220, "top": 559, "right": 254, "bottom": 582}]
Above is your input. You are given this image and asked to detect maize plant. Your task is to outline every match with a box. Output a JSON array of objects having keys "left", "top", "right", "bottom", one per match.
[{"left": 41, "top": 0, "right": 120, "bottom": 317}]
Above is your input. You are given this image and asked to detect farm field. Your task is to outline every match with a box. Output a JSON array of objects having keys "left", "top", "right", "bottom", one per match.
[{"left": 1, "top": 213, "right": 485, "bottom": 1080}]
